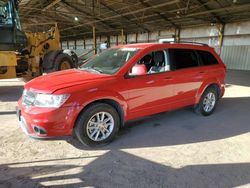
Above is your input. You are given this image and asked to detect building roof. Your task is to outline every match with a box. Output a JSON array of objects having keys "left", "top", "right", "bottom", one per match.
[{"left": 18, "top": 0, "right": 250, "bottom": 40}]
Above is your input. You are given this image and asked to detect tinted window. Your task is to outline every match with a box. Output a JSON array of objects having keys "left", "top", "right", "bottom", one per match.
[
  {"left": 169, "top": 49, "right": 198, "bottom": 70},
  {"left": 197, "top": 50, "right": 218, "bottom": 65}
]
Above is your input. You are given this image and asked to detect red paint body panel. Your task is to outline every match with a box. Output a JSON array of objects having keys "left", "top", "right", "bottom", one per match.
[
  {"left": 18, "top": 43, "right": 226, "bottom": 138},
  {"left": 17, "top": 100, "right": 80, "bottom": 137}
]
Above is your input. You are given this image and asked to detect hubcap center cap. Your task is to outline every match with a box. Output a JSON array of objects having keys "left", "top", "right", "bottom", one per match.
[{"left": 98, "top": 123, "right": 105, "bottom": 129}]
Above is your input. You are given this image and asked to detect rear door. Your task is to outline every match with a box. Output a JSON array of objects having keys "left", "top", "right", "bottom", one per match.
[
  {"left": 168, "top": 48, "right": 205, "bottom": 109},
  {"left": 196, "top": 49, "right": 223, "bottom": 80}
]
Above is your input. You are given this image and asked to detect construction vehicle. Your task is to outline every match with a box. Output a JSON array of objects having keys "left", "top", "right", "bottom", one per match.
[{"left": 0, "top": 0, "right": 77, "bottom": 80}]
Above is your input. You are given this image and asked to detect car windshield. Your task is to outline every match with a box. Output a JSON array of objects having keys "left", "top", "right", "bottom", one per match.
[{"left": 80, "top": 47, "right": 140, "bottom": 75}]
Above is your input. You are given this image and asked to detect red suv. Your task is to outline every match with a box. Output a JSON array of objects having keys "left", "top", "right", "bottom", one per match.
[{"left": 17, "top": 42, "right": 226, "bottom": 146}]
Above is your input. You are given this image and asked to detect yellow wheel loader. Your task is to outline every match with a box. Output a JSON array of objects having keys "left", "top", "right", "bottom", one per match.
[{"left": 0, "top": 0, "right": 77, "bottom": 80}]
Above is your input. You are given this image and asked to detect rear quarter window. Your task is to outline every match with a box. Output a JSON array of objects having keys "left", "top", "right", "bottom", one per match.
[
  {"left": 169, "top": 49, "right": 199, "bottom": 70},
  {"left": 197, "top": 50, "right": 218, "bottom": 66}
]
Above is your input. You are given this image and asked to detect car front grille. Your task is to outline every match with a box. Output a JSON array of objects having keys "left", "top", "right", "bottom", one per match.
[{"left": 22, "top": 90, "right": 36, "bottom": 107}]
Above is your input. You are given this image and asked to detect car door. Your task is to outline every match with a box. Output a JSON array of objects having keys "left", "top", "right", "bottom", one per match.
[
  {"left": 168, "top": 48, "right": 205, "bottom": 109},
  {"left": 125, "top": 50, "right": 175, "bottom": 120},
  {"left": 196, "top": 49, "right": 222, "bottom": 82}
]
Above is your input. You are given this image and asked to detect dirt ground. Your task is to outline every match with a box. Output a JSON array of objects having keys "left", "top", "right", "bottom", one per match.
[{"left": 0, "top": 70, "right": 250, "bottom": 188}]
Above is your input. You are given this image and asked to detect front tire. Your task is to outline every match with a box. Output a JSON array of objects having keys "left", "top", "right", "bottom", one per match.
[
  {"left": 195, "top": 87, "right": 218, "bottom": 116},
  {"left": 74, "top": 103, "right": 120, "bottom": 147}
]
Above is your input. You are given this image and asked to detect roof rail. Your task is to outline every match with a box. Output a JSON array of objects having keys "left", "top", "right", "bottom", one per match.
[
  {"left": 178, "top": 41, "right": 209, "bottom": 46},
  {"left": 158, "top": 39, "right": 209, "bottom": 46}
]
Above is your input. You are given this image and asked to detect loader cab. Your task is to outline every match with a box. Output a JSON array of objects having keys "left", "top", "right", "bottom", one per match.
[{"left": 0, "top": 0, "right": 27, "bottom": 51}]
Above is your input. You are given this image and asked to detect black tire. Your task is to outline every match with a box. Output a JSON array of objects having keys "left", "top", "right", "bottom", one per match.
[
  {"left": 74, "top": 103, "right": 120, "bottom": 147},
  {"left": 44, "top": 53, "right": 74, "bottom": 73},
  {"left": 63, "top": 50, "right": 78, "bottom": 65},
  {"left": 70, "top": 51, "right": 78, "bottom": 66},
  {"left": 194, "top": 87, "right": 218, "bottom": 116},
  {"left": 54, "top": 53, "right": 74, "bottom": 71}
]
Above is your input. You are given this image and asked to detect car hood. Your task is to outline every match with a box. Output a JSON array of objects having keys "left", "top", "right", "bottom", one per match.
[{"left": 25, "top": 69, "right": 112, "bottom": 93}]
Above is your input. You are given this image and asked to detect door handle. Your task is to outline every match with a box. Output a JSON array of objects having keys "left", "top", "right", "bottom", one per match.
[
  {"left": 194, "top": 71, "right": 206, "bottom": 77},
  {"left": 164, "top": 77, "right": 173, "bottom": 80},
  {"left": 146, "top": 80, "right": 155, "bottom": 84}
]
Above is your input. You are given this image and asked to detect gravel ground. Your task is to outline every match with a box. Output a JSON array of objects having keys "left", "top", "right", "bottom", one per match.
[{"left": 0, "top": 70, "right": 250, "bottom": 188}]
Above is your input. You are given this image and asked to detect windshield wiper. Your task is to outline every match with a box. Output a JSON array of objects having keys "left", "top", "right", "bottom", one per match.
[
  {"left": 92, "top": 67, "right": 104, "bottom": 73},
  {"left": 81, "top": 67, "right": 102, "bottom": 74}
]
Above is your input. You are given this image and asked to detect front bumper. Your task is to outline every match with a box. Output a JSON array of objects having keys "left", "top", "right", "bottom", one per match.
[
  {"left": 17, "top": 100, "right": 81, "bottom": 138},
  {"left": 16, "top": 108, "right": 29, "bottom": 135},
  {"left": 16, "top": 108, "right": 45, "bottom": 139}
]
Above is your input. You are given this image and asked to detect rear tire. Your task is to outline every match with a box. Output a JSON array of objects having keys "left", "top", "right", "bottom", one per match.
[
  {"left": 74, "top": 103, "right": 120, "bottom": 147},
  {"left": 194, "top": 87, "right": 218, "bottom": 116},
  {"left": 63, "top": 50, "right": 78, "bottom": 67},
  {"left": 54, "top": 53, "right": 74, "bottom": 71},
  {"left": 44, "top": 53, "right": 74, "bottom": 73}
]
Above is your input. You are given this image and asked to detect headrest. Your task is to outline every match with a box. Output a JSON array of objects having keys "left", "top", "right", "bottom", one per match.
[{"left": 154, "top": 51, "right": 164, "bottom": 63}]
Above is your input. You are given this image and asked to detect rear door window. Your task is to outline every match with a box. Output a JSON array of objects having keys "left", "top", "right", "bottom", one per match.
[
  {"left": 169, "top": 49, "right": 199, "bottom": 70},
  {"left": 197, "top": 50, "right": 218, "bottom": 66}
]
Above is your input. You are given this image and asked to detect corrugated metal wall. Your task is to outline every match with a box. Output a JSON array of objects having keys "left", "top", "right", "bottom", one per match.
[
  {"left": 220, "top": 46, "right": 250, "bottom": 70},
  {"left": 62, "top": 21, "right": 250, "bottom": 70}
]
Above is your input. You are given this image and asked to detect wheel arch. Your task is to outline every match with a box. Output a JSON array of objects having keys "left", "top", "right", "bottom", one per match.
[
  {"left": 195, "top": 82, "right": 221, "bottom": 104},
  {"left": 73, "top": 98, "right": 126, "bottom": 130}
]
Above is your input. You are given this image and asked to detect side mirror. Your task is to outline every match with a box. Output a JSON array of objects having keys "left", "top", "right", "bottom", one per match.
[{"left": 128, "top": 64, "right": 147, "bottom": 76}]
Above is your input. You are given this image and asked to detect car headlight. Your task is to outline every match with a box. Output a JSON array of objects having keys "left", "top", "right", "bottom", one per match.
[{"left": 33, "top": 93, "right": 70, "bottom": 108}]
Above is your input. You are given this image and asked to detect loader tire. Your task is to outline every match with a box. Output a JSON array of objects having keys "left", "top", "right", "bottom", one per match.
[{"left": 45, "top": 53, "right": 74, "bottom": 73}]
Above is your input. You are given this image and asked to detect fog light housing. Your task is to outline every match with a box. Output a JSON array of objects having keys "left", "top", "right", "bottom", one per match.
[{"left": 32, "top": 125, "right": 47, "bottom": 135}]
